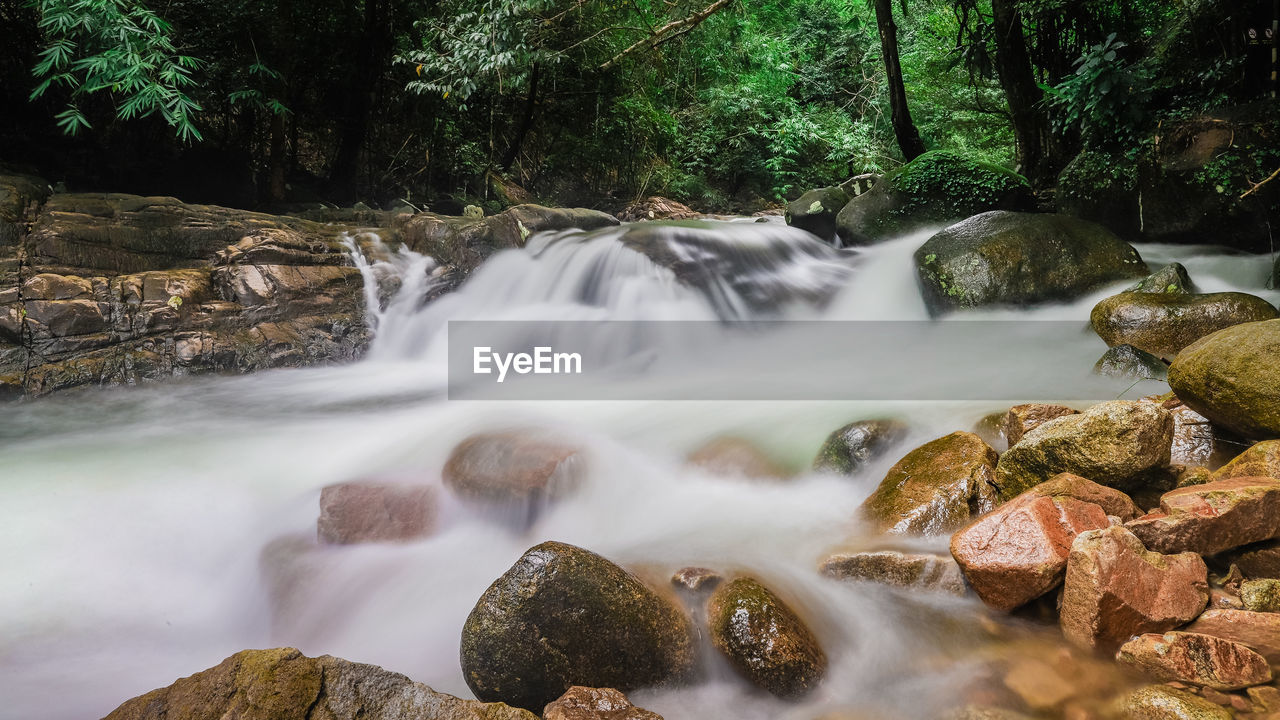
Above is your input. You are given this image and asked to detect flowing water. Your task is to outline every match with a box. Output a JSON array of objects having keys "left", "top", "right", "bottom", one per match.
[{"left": 1, "top": 220, "right": 1277, "bottom": 720}]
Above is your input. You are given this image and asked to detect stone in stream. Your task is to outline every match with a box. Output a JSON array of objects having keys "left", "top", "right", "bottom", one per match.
[
  {"left": 1161, "top": 397, "right": 1235, "bottom": 469},
  {"left": 1093, "top": 344, "right": 1169, "bottom": 381},
  {"left": 1212, "top": 439, "right": 1280, "bottom": 481},
  {"left": 442, "top": 430, "right": 584, "bottom": 505},
  {"left": 687, "top": 436, "right": 789, "bottom": 480},
  {"left": 785, "top": 186, "right": 849, "bottom": 242},
  {"left": 1059, "top": 525, "right": 1208, "bottom": 650},
  {"left": 971, "top": 411, "right": 1009, "bottom": 452},
  {"left": 811, "top": 418, "right": 909, "bottom": 476},
  {"left": 1003, "top": 404, "right": 1079, "bottom": 447},
  {"left": 1167, "top": 318, "right": 1280, "bottom": 439},
  {"left": 542, "top": 686, "right": 663, "bottom": 720},
  {"left": 1114, "top": 685, "right": 1234, "bottom": 720},
  {"left": 670, "top": 566, "right": 723, "bottom": 593},
  {"left": 317, "top": 481, "right": 437, "bottom": 545},
  {"left": 706, "top": 577, "right": 827, "bottom": 698},
  {"left": 1117, "top": 631, "right": 1272, "bottom": 690},
  {"left": 1241, "top": 579, "right": 1280, "bottom": 612},
  {"left": 617, "top": 196, "right": 699, "bottom": 223},
  {"left": 1127, "top": 262, "right": 1196, "bottom": 295},
  {"left": 102, "top": 647, "right": 538, "bottom": 720},
  {"left": 818, "top": 549, "right": 966, "bottom": 595},
  {"left": 859, "top": 431, "right": 999, "bottom": 536},
  {"left": 994, "top": 400, "right": 1173, "bottom": 498},
  {"left": 1186, "top": 609, "right": 1280, "bottom": 661},
  {"left": 1090, "top": 291, "right": 1277, "bottom": 360},
  {"left": 1126, "top": 478, "right": 1280, "bottom": 555},
  {"left": 460, "top": 541, "right": 695, "bottom": 711}
]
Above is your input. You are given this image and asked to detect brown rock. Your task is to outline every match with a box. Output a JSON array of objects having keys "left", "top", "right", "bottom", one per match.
[
  {"left": 1218, "top": 540, "right": 1280, "bottom": 579},
  {"left": 1214, "top": 440, "right": 1280, "bottom": 481},
  {"left": 1187, "top": 609, "right": 1280, "bottom": 661},
  {"left": 1029, "top": 472, "right": 1143, "bottom": 521},
  {"left": 1242, "top": 579, "right": 1280, "bottom": 612},
  {"left": 443, "top": 430, "right": 584, "bottom": 504},
  {"left": 1114, "top": 685, "right": 1233, "bottom": 719},
  {"left": 670, "top": 567, "right": 722, "bottom": 593},
  {"left": 707, "top": 577, "right": 827, "bottom": 698},
  {"left": 617, "top": 197, "right": 700, "bottom": 223},
  {"left": 819, "top": 549, "right": 966, "bottom": 595},
  {"left": 1005, "top": 404, "right": 1078, "bottom": 447},
  {"left": 542, "top": 687, "right": 662, "bottom": 720},
  {"left": 1210, "top": 588, "right": 1245, "bottom": 610},
  {"left": 1118, "top": 631, "right": 1272, "bottom": 690},
  {"left": 317, "top": 481, "right": 436, "bottom": 545},
  {"left": 1001, "top": 658, "right": 1077, "bottom": 712},
  {"left": 687, "top": 437, "right": 789, "bottom": 480},
  {"left": 1060, "top": 525, "right": 1208, "bottom": 650},
  {"left": 1091, "top": 291, "right": 1278, "bottom": 360},
  {"left": 21, "top": 273, "right": 93, "bottom": 300},
  {"left": 860, "top": 431, "right": 999, "bottom": 536},
  {"left": 1126, "top": 478, "right": 1280, "bottom": 555},
  {"left": 1167, "top": 318, "right": 1280, "bottom": 440}
]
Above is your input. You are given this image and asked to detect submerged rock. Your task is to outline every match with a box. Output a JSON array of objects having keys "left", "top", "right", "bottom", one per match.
[
  {"left": 1004, "top": 404, "right": 1078, "bottom": 447},
  {"left": 1090, "top": 291, "right": 1277, "bottom": 359},
  {"left": 1168, "top": 319, "right": 1280, "bottom": 439},
  {"left": 1093, "top": 344, "right": 1169, "bottom": 380},
  {"left": 542, "top": 686, "right": 663, "bottom": 720},
  {"left": 707, "top": 577, "right": 826, "bottom": 698},
  {"left": 1126, "top": 478, "right": 1280, "bottom": 555},
  {"left": 1114, "top": 685, "right": 1233, "bottom": 720},
  {"left": 670, "top": 567, "right": 723, "bottom": 593},
  {"left": 687, "top": 436, "right": 789, "bottom": 480},
  {"left": 442, "top": 430, "right": 584, "bottom": 505},
  {"left": 819, "top": 549, "right": 966, "bottom": 595},
  {"left": 859, "top": 431, "right": 999, "bottom": 536},
  {"left": 785, "top": 186, "right": 849, "bottom": 242},
  {"left": 317, "top": 481, "right": 437, "bottom": 545},
  {"left": 1117, "top": 631, "right": 1272, "bottom": 690},
  {"left": 811, "top": 419, "right": 908, "bottom": 476}
]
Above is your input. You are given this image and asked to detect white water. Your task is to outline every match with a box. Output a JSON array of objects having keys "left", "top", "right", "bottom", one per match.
[{"left": 1, "top": 222, "right": 1277, "bottom": 720}]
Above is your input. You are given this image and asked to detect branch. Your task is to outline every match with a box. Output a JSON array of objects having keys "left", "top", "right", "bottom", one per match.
[
  {"left": 1241, "top": 166, "right": 1280, "bottom": 200},
  {"left": 599, "top": 0, "right": 734, "bottom": 71}
]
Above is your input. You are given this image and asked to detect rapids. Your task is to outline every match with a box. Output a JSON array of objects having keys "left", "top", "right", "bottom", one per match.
[{"left": 1, "top": 220, "right": 1277, "bottom": 720}]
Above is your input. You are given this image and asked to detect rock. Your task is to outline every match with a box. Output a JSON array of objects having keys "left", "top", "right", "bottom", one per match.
[
  {"left": 1217, "top": 540, "right": 1280, "bottom": 579},
  {"left": 1093, "top": 344, "right": 1169, "bottom": 381},
  {"left": 102, "top": 647, "right": 538, "bottom": 720},
  {"left": 1210, "top": 588, "right": 1245, "bottom": 610},
  {"left": 687, "top": 437, "right": 788, "bottom": 480},
  {"left": 834, "top": 151, "right": 1033, "bottom": 246},
  {"left": 460, "top": 541, "right": 696, "bottom": 711},
  {"left": 818, "top": 549, "right": 966, "bottom": 595},
  {"left": 972, "top": 411, "right": 1009, "bottom": 451},
  {"left": 1060, "top": 525, "right": 1208, "bottom": 650},
  {"left": 1126, "top": 478, "right": 1280, "bottom": 555},
  {"left": 949, "top": 707, "right": 1038, "bottom": 720},
  {"left": 463, "top": 205, "right": 485, "bottom": 219},
  {"left": 1090, "top": 291, "right": 1277, "bottom": 359},
  {"left": 994, "top": 401, "right": 1174, "bottom": 498},
  {"left": 1168, "top": 319, "right": 1280, "bottom": 439},
  {"left": 859, "top": 431, "right": 999, "bottom": 536},
  {"left": 617, "top": 197, "right": 700, "bottom": 223},
  {"left": 1004, "top": 404, "right": 1079, "bottom": 447},
  {"left": 442, "top": 430, "right": 584, "bottom": 504},
  {"left": 542, "top": 687, "right": 662, "bottom": 720},
  {"left": 1127, "top": 262, "right": 1195, "bottom": 295},
  {"left": 317, "top": 481, "right": 437, "bottom": 545},
  {"left": 1113, "top": 685, "right": 1233, "bottom": 720},
  {"left": 785, "top": 186, "right": 850, "bottom": 242},
  {"left": 1162, "top": 399, "right": 1230, "bottom": 468},
  {"left": 1117, "top": 632, "right": 1272, "bottom": 690},
  {"left": 1031, "top": 472, "right": 1144, "bottom": 521},
  {"left": 1001, "top": 659, "right": 1078, "bottom": 713},
  {"left": 1186, "top": 609, "right": 1280, "bottom": 661},
  {"left": 1241, "top": 579, "right": 1280, "bottom": 612},
  {"left": 1213, "top": 440, "right": 1280, "bottom": 481},
  {"left": 811, "top": 419, "right": 908, "bottom": 476},
  {"left": 670, "top": 567, "right": 723, "bottom": 593},
  {"left": 707, "top": 577, "right": 826, "bottom": 698},
  {"left": 913, "top": 211, "right": 1148, "bottom": 316}
]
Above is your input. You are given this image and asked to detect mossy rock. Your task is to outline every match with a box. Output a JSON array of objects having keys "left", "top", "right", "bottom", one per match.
[
  {"left": 1168, "top": 319, "right": 1280, "bottom": 439},
  {"left": 1113, "top": 685, "right": 1232, "bottom": 719},
  {"left": 707, "top": 577, "right": 826, "bottom": 698},
  {"left": 859, "top": 431, "right": 999, "bottom": 535},
  {"left": 785, "top": 186, "right": 850, "bottom": 243},
  {"left": 1127, "top": 262, "right": 1195, "bottom": 295},
  {"left": 834, "top": 151, "right": 1033, "bottom": 246},
  {"left": 1091, "top": 291, "right": 1277, "bottom": 360},
  {"left": 811, "top": 418, "right": 908, "bottom": 475}
]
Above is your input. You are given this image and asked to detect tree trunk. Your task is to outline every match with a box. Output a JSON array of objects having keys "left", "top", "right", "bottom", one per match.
[
  {"left": 268, "top": 110, "right": 287, "bottom": 204},
  {"left": 500, "top": 62, "right": 540, "bottom": 172},
  {"left": 873, "top": 0, "right": 926, "bottom": 161},
  {"left": 329, "top": 0, "right": 392, "bottom": 201},
  {"left": 990, "top": 0, "right": 1050, "bottom": 182}
]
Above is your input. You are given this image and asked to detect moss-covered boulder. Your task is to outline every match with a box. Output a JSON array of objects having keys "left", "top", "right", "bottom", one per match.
[
  {"left": 1213, "top": 440, "right": 1280, "bottom": 482},
  {"left": 834, "top": 151, "right": 1033, "bottom": 246},
  {"left": 1091, "top": 291, "right": 1277, "bottom": 359},
  {"left": 707, "top": 577, "right": 826, "bottom": 698},
  {"left": 785, "top": 186, "right": 850, "bottom": 243},
  {"left": 1093, "top": 344, "right": 1168, "bottom": 381},
  {"left": 860, "top": 431, "right": 999, "bottom": 535},
  {"left": 811, "top": 418, "right": 908, "bottom": 476},
  {"left": 460, "top": 541, "right": 696, "bottom": 712},
  {"left": 1112, "top": 685, "right": 1232, "bottom": 720},
  {"left": 1168, "top": 319, "right": 1280, "bottom": 439},
  {"left": 913, "top": 211, "right": 1148, "bottom": 316},
  {"left": 1127, "top": 262, "right": 1195, "bottom": 295}
]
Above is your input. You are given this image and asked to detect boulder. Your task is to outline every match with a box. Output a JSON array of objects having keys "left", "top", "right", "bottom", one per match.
[
  {"left": 818, "top": 549, "right": 966, "bottom": 595},
  {"left": 1162, "top": 399, "right": 1231, "bottom": 469},
  {"left": 1060, "top": 525, "right": 1208, "bottom": 650},
  {"left": 1241, "top": 579, "right": 1280, "bottom": 612},
  {"left": 707, "top": 577, "right": 826, "bottom": 698},
  {"left": 1187, "top": 609, "right": 1280, "bottom": 661},
  {"left": 785, "top": 186, "right": 850, "bottom": 243},
  {"left": 994, "top": 401, "right": 1173, "bottom": 498},
  {"left": 102, "top": 647, "right": 538, "bottom": 720},
  {"left": 1090, "top": 291, "right": 1277, "bottom": 359},
  {"left": 834, "top": 151, "right": 1033, "bottom": 246},
  {"left": 617, "top": 197, "right": 699, "bottom": 223},
  {"left": 1127, "top": 262, "right": 1195, "bottom": 295},
  {"left": 460, "top": 541, "right": 696, "bottom": 711},
  {"left": 1126, "top": 478, "right": 1280, "bottom": 555},
  {"left": 1113, "top": 685, "right": 1233, "bottom": 720},
  {"left": 317, "top": 482, "right": 436, "bottom": 545},
  {"left": 811, "top": 419, "right": 908, "bottom": 476},
  {"left": 913, "top": 211, "right": 1148, "bottom": 316},
  {"left": 687, "top": 437, "right": 789, "bottom": 480},
  {"left": 1217, "top": 540, "right": 1280, "bottom": 579},
  {"left": 859, "top": 431, "right": 999, "bottom": 536},
  {"left": 542, "top": 687, "right": 662, "bottom": 720},
  {"left": 1004, "top": 404, "right": 1078, "bottom": 447},
  {"left": 670, "top": 567, "right": 723, "bottom": 593},
  {"left": 1093, "top": 344, "right": 1168, "bottom": 381},
  {"left": 1212, "top": 440, "right": 1280, "bottom": 481},
  {"left": 1168, "top": 319, "right": 1280, "bottom": 439},
  {"left": 1117, "top": 631, "right": 1272, "bottom": 690},
  {"left": 1030, "top": 472, "right": 1144, "bottom": 521},
  {"left": 442, "top": 431, "right": 584, "bottom": 504}
]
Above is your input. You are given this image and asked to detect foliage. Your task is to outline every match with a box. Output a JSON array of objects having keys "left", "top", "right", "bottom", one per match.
[{"left": 1044, "top": 34, "right": 1150, "bottom": 150}]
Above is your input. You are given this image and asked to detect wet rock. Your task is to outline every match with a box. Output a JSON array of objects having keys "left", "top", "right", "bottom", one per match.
[
  {"left": 972, "top": 411, "right": 1009, "bottom": 451},
  {"left": 1030, "top": 472, "right": 1144, "bottom": 521},
  {"left": 442, "top": 430, "right": 584, "bottom": 504},
  {"left": 460, "top": 541, "right": 696, "bottom": 711},
  {"left": 617, "top": 197, "right": 699, "bottom": 223},
  {"left": 1168, "top": 319, "right": 1280, "bottom": 439},
  {"left": 317, "top": 481, "right": 437, "bottom": 545},
  {"left": 1118, "top": 631, "right": 1272, "bottom": 690},
  {"left": 811, "top": 419, "right": 909, "bottom": 475},
  {"left": 913, "top": 211, "right": 1148, "bottom": 316},
  {"left": 1217, "top": 540, "right": 1280, "bottom": 579},
  {"left": 707, "top": 577, "right": 827, "bottom": 698},
  {"left": 1241, "top": 579, "right": 1280, "bottom": 612},
  {"left": 670, "top": 567, "right": 723, "bottom": 593},
  {"left": 949, "top": 707, "right": 1037, "bottom": 720},
  {"left": 1093, "top": 344, "right": 1169, "bottom": 381},
  {"left": 1212, "top": 440, "right": 1280, "bottom": 481},
  {"left": 1162, "top": 399, "right": 1231, "bottom": 468},
  {"left": 785, "top": 186, "right": 850, "bottom": 242},
  {"left": 1127, "top": 262, "right": 1195, "bottom": 295},
  {"left": 1004, "top": 404, "right": 1079, "bottom": 447},
  {"left": 1090, "top": 291, "right": 1277, "bottom": 360},
  {"left": 1001, "top": 659, "right": 1078, "bottom": 713},
  {"left": 1126, "top": 478, "right": 1280, "bottom": 555},
  {"left": 102, "top": 647, "right": 538, "bottom": 720},
  {"left": 542, "top": 686, "right": 662, "bottom": 720},
  {"left": 1114, "top": 685, "right": 1233, "bottom": 720},
  {"left": 687, "top": 437, "right": 789, "bottom": 480},
  {"left": 1210, "top": 587, "right": 1245, "bottom": 610},
  {"left": 994, "top": 401, "right": 1174, "bottom": 498},
  {"left": 1186, "top": 609, "right": 1280, "bottom": 661},
  {"left": 1060, "top": 525, "right": 1208, "bottom": 650},
  {"left": 859, "top": 431, "right": 999, "bottom": 536},
  {"left": 819, "top": 549, "right": 966, "bottom": 595}
]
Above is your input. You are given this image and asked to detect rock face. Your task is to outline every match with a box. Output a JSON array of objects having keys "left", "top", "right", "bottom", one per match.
[
  {"left": 1126, "top": 478, "right": 1280, "bottom": 555},
  {"left": 913, "top": 211, "right": 1148, "bottom": 316},
  {"left": 542, "top": 687, "right": 663, "bottom": 720},
  {"left": 617, "top": 197, "right": 700, "bottom": 223},
  {"left": 687, "top": 437, "right": 788, "bottom": 480},
  {"left": 460, "top": 541, "right": 696, "bottom": 711},
  {"left": 1090, "top": 291, "right": 1277, "bottom": 359},
  {"left": 442, "top": 431, "right": 584, "bottom": 504},
  {"left": 995, "top": 401, "right": 1174, "bottom": 498},
  {"left": 819, "top": 549, "right": 966, "bottom": 595},
  {"left": 859, "top": 431, "right": 999, "bottom": 536},
  {"left": 834, "top": 151, "right": 1033, "bottom": 246},
  {"left": 102, "top": 647, "right": 538, "bottom": 720},
  {"left": 785, "top": 186, "right": 850, "bottom": 242},
  {"left": 1114, "top": 685, "right": 1233, "bottom": 720},
  {"left": 1004, "top": 404, "right": 1078, "bottom": 447},
  {"left": 1093, "top": 344, "right": 1168, "bottom": 381},
  {"left": 317, "top": 482, "right": 437, "bottom": 544},
  {"left": 811, "top": 419, "right": 908, "bottom": 476},
  {"left": 1117, "top": 631, "right": 1272, "bottom": 690},
  {"left": 1186, "top": 609, "right": 1280, "bottom": 661},
  {"left": 1060, "top": 525, "right": 1208, "bottom": 650},
  {"left": 1212, "top": 440, "right": 1280, "bottom": 482},
  {"left": 707, "top": 577, "right": 827, "bottom": 698},
  {"left": 1168, "top": 319, "right": 1280, "bottom": 439}
]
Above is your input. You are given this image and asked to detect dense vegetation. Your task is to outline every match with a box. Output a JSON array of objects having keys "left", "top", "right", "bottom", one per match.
[{"left": 0, "top": 0, "right": 1275, "bottom": 212}]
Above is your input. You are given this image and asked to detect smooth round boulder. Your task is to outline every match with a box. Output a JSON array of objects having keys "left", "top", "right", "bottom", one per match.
[
  {"left": 785, "top": 186, "right": 850, "bottom": 243},
  {"left": 1168, "top": 319, "right": 1280, "bottom": 439},
  {"left": 460, "top": 541, "right": 696, "bottom": 711},
  {"left": 860, "top": 431, "right": 1000, "bottom": 535},
  {"left": 707, "top": 577, "right": 826, "bottom": 698},
  {"left": 914, "top": 211, "right": 1148, "bottom": 316},
  {"left": 316, "top": 481, "right": 436, "bottom": 545},
  {"left": 1091, "top": 291, "right": 1277, "bottom": 359},
  {"left": 811, "top": 418, "right": 908, "bottom": 476}
]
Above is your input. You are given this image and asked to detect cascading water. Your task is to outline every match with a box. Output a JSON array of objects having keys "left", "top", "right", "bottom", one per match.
[{"left": 1, "top": 219, "right": 1278, "bottom": 720}]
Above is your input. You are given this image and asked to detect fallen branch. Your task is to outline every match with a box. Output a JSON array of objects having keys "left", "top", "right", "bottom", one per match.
[
  {"left": 599, "top": 0, "right": 734, "bottom": 71},
  {"left": 1242, "top": 166, "right": 1280, "bottom": 200}
]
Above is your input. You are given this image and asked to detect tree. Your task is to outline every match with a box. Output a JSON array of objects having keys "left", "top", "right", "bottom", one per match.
[
  {"left": 871, "top": 0, "right": 925, "bottom": 160},
  {"left": 989, "top": 0, "right": 1048, "bottom": 182}
]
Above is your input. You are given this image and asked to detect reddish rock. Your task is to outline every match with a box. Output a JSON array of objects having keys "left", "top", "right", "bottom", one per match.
[
  {"left": 543, "top": 686, "right": 663, "bottom": 720},
  {"left": 670, "top": 567, "right": 722, "bottom": 593},
  {"left": 819, "top": 549, "right": 966, "bottom": 595},
  {"left": 442, "top": 430, "right": 583, "bottom": 503},
  {"left": 317, "top": 482, "right": 436, "bottom": 545},
  {"left": 1117, "top": 631, "right": 1272, "bottom": 690},
  {"left": 1005, "top": 404, "right": 1079, "bottom": 447},
  {"left": 1209, "top": 588, "right": 1245, "bottom": 610},
  {"left": 1213, "top": 440, "right": 1280, "bottom": 481},
  {"left": 1028, "top": 472, "right": 1143, "bottom": 521},
  {"left": 860, "top": 431, "right": 1000, "bottom": 536},
  {"left": 687, "top": 437, "right": 789, "bottom": 480},
  {"left": 1187, "top": 609, "right": 1280, "bottom": 661},
  {"left": 1060, "top": 525, "right": 1208, "bottom": 650},
  {"left": 1218, "top": 540, "right": 1280, "bottom": 579},
  {"left": 1126, "top": 478, "right": 1280, "bottom": 555}
]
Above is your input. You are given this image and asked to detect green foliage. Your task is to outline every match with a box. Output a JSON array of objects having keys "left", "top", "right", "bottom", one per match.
[
  {"left": 888, "top": 150, "right": 1029, "bottom": 217},
  {"left": 1044, "top": 34, "right": 1150, "bottom": 150}
]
